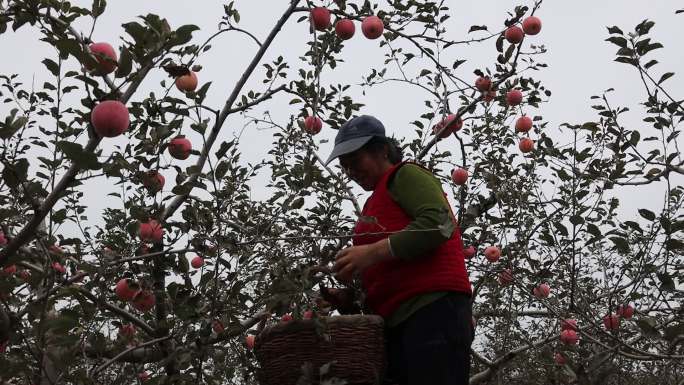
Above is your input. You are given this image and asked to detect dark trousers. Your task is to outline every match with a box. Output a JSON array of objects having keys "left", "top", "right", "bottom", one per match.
[{"left": 384, "top": 292, "right": 473, "bottom": 385}]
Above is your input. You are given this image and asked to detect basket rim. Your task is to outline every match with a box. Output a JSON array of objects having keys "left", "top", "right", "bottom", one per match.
[{"left": 254, "top": 314, "right": 384, "bottom": 347}]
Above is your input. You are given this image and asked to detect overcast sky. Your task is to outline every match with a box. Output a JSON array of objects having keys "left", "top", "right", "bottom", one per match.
[{"left": 1, "top": 1, "right": 682, "bottom": 242}]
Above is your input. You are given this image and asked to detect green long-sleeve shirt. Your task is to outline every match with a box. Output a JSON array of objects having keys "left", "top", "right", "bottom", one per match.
[{"left": 381, "top": 163, "right": 456, "bottom": 327}]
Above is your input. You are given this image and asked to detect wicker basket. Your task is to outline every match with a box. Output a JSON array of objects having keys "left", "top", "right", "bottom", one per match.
[{"left": 254, "top": 314, "right": 386, "bottom": 385}]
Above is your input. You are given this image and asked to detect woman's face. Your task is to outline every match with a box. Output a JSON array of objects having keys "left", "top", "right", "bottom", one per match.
[{"left": 339, "top": 147, "right": 391, "bottom": 191}]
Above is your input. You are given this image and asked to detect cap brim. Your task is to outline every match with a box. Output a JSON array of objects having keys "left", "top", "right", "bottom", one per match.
[{"left": 324, "top": 136, "right": 374, "bottom": 166}]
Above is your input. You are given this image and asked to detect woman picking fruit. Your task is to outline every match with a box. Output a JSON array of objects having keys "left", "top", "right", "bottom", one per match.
[{"left": 327, "top": 115, "right": 473, "bottom": 385}]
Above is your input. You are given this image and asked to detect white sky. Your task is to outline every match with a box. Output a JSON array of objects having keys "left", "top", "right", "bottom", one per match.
[{"left": 1, "top": 1, "right": 682, "bottom": 243}]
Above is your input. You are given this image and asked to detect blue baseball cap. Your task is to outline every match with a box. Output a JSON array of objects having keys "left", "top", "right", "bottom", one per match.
[{"left": 325, "top": 115, "right": 386, "bottom": 165}]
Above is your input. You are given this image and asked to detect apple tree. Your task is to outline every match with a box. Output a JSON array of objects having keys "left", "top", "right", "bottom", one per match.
[{"left": 0, "top": 0, "right": 681, "bottom": 384}]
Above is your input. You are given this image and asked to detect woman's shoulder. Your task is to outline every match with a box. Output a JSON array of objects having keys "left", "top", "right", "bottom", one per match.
[
  {"left": 390, "top": 161, "right": 436, "bottom": 184},
  {"left": 395, "top": 161, "right": 434, "bottom": 177}
]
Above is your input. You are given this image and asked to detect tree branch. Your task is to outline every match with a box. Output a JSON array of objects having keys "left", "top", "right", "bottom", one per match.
[{"left": 161, "top": 0, "right": 303, "bottom": 222}]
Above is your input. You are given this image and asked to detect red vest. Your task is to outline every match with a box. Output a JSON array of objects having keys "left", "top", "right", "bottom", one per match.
[{"left": 354, "top": 161, "right": 471, "bottom": 318}]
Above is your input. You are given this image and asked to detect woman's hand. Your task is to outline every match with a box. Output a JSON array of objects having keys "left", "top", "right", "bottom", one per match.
[{"left": 333, "top": 239, "right": 394, "bottom": 283}]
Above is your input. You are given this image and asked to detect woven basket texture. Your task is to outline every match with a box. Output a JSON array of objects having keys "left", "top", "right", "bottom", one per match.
[{"left": 254, "top": 314, "right": 386, "bottom": 385}]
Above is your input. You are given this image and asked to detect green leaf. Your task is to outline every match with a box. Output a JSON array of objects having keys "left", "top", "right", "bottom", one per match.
[
  {"left": 635, "top": 317, "right": 660, "bottom": 338},
  {"left": 42, "top": 59, "right": 60, "bottom": 76},
  {"left": 665, "top": 239, "right": 684, "bottom": 251},
  {"left": 468, "top": 25, "right": 488, "bottom": 33},
  {"left": 214, "top": 141, "right": 234, "bottom": 159},
  {"left": 291, "top": 197, "right": 305, "bottom": 210},
  {"left": 452, "top": 59, "right": 466, "bottom": 69},
  {"left": 663, "top": 323, "right": 684, "bottom": 341},
  {"left": 569, "top": 215, "right": 584, "bottom": 226},
  {"left": 657, "top": 272, "right": 675, "bottom": 291},
  {"left": 56, "top": 141, "right": 101, "bottom": 170},
  {"left": 635, "top": 20, "right": 655, "bottom": 35},
  {"left": 605, "top": 36, "right": 627, "bottom": 48},
  {"left": 177, "top": 253, "right": 189, "bottom": 273},
  {"left": 0, "top": 110, "right": 28, "bottom": 139},
  {"left": 658, "top": 72, "right": 674, "bottom": 84},
  {"left": 215, "top": 161, "right": 229, "bottom": 180},
  {"left": 644, "top": 59, "right": 658, "bottom": 69},
  {"left": 170, "top": 24, "right": 200, "bottom": 47},
  {"left": 586, "top": 223, "right": 601, "bottom": 237},
  {"left": 123, "top": 21, "right": 147, "bottom": 46},
  {"left": 609, "top": 236, "right": 630, "bottom": 253},
  {"left": 607, "top": 26, "right": 623, "bottom": 34},
  {"left": 91, "top": 0, "right": 106, "bottom": 18},
  {"left": 46, "top": 310, "right": 80, "bottom": 333},
  {"left": 55, "top": 39, "right": 87, "bottom": 64},
  {"left": 638, "top": 209, "right": 655, "bottom": 221},
  {"left": 115, "top": 47, "right": 133, "bottom": 78},
  {"left": 2, "top": 158, "right": 29, "bottom": 188},
  {"left": 172, "top": 183, "right": 193, "bottom": 195},
  {"left": 614, "top": 57, "right": 638, "bottom": 66}
]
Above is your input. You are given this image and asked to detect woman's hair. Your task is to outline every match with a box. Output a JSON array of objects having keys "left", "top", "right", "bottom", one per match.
[{"left": 362, "top": 136, "right": 403, "bottom": 164}]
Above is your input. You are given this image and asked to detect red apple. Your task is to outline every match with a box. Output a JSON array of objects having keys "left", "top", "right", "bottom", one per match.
[
  {"left": 91, "top": 100, "right": 129, "bottom": 138},
  {"left": 168, "top": 136, "right": 192, "bottom": 160},
  {"left": 139, "top": 220, "right": 163, "bottom": 243},
  {"left": 498, "top": 269, "right": 513, "bottom": 286},
  {"left": 310, "top": 7, "right": 331, "bottom": 31},
  {"left": 433, "top": 114, "right": 463, "bottom": 138},
  {"left": 132, "top": 290, "right": 156, "bottom": 312},
  {"left": 191, "top": 256, "right": 204, "bottom": 269},
  {"left": 361, "top": 16, "right": 384, "bottom": 39},
  {"left": 2, "top": 265, "right": 16, "bottom": 275},
  {"left": 484, "top": 246, "right": 501, "bottom": 262},
  {"left": 515, "top": 116, "right": 533, "bottom": 133},
  {"left": 561, "top": 319, "right": 578, "bottom": 331},
  {"left": 115, "top": 278, "right": 139, "bottom": 301},
  {"left": 519, "top": 138, "right": 535, "bottom": 153},
  {"left": 302, "top": 310, "right": 314, "bottom": 320},
  {"left": 506, "top": 89, "right": 523, "bottom": 106},
  {"left": 522, "top": 16, "right": 542, "bottom": 35},
  {"left": 88, "top": 42, "right": 118, "bottom": 75},
  {"left": 554, "top": 352, "right": 566, "bottom": 365},
  {"left": 304, "top": 116, "right": 322, "bottom": 135},
  {"left": 119, "top": 324, "right": 136, "bottom": 339},
  {"left": 617, "top": 304, "right": 634, "bottom": 319},
  {"left": 504, "top": 26, "right": 524, "bottom": 44},
  {"left": 142, "top": 171, "right": 165, "bottom": 193},
  {"left": 18, "top": 270, "right": 30, "bottom": 281},
  {"left": 483, "top": 90, "right": 497, "bottom": 103},
  {"left": 0, "top": 232, "right": 7, "bottom": 245},
  {"left": 533, "top": 283, "right": 550, "bottom": 299},
  {"left": 52, "top": 262, "right": 66, "bottom": 275},
  {"left": 245, "top": 334, "right": 255, "bottom": 350},
  {"left": 603, "top": 314, "right": 620, "bottom": 330},
  {"left": 175, "top": 71, "right": 198, "bottom": 92},
  {"left": 463, "top": 246, "right": 476, "bottom": 260},
  {"left": 475, "top": 76, "right": 492, "bottom": 92},
  {"left": 137, "top": 372, "right": 150, "bottom": 382},
  {"left": 335, "top": 19, "right": 355, "bottom": 40},
  {"left": 48, "top": 244, "right": 63, "bottom": 255},
  {"left": 560, "top": 329, "right": 578, "bottom": 345},
  {"left": 212, "top": 320, "right": 224, "bottom": 334},
  {"left": 451, "top": 168, "right": 468, "bottom": 185},
  {"left": 281, "top": 313, "right": 293, "bottom": 323}
]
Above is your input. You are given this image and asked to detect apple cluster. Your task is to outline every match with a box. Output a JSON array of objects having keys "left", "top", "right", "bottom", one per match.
[{"left": 309, "top": 7, "right": 385, "bottom": 41}]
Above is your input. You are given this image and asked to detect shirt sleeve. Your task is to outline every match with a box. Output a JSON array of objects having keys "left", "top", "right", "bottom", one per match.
[{"left": 387, "top": 163, "right": 455, "bottom": 261}]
